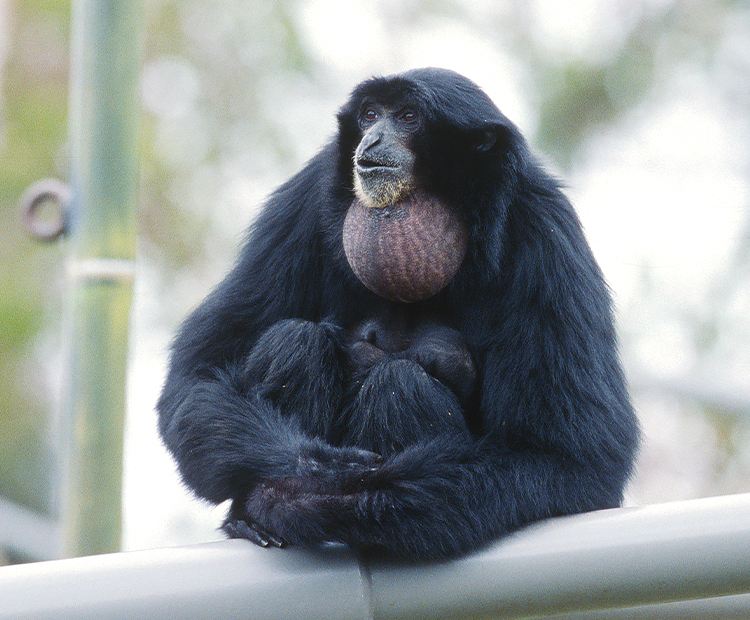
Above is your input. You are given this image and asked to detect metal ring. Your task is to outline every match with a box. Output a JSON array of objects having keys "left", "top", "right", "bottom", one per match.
[{"left": 19, "top": 178, "right": 72, "bottom": 242}]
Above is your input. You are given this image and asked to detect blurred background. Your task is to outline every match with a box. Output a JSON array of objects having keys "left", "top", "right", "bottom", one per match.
[{"left": 1, "top": 0, "right": 748, "bottom": 555}]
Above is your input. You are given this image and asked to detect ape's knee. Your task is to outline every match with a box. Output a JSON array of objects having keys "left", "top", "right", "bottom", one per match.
[
  {"left": 343, "top": 358, "right": 469, "bottom": 455},
  {"left": 362, "top": 357, "right": 430, "bottom": 390},
  {"left": 243, "top": 320, "right": 344, "bottom": 437},
  {"left": 245, "top": 320, "right": 340, "bottom": 380}
]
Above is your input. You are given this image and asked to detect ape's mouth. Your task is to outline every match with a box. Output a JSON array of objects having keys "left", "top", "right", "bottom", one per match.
[{"left": 357, "top": 157, "right": 398, "bottom": 171}]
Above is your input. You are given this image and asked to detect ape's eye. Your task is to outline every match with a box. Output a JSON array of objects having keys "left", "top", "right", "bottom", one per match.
[
  {"left": 401, "top": 109, "right": 417, "bottom": 123},
  {"left": 361, "top": 105, "right": 379, "bottom": 125}
]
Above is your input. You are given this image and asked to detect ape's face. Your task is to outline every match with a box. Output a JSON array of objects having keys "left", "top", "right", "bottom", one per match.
[{"left": 352, "top": 102, "right": 420, "bottom": 208}]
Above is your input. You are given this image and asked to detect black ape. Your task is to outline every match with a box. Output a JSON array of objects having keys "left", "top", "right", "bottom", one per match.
[{"left": 157, "top": 68, "right": 639, "bottom": 561}]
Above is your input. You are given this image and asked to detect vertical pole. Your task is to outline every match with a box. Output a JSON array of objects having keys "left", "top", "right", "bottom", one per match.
[{"left": 60, "top": 0, "right": 141, "bottom": 557}]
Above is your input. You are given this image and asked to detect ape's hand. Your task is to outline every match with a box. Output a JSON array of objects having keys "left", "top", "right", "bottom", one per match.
[{"left": 295, "top": 440, "right": 382, "bottom": 492}]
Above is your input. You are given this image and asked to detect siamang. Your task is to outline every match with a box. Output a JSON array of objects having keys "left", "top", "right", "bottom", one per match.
[{"left": 157, "top": 68, "right": 639, "bottom": 562}]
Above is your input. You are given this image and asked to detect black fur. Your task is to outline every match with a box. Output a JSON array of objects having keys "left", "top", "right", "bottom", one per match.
[{"left": 157, "top": 68, "right": 639, "bottom": 562}]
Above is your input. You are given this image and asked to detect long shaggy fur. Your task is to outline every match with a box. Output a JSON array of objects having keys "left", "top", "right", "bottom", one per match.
[{"left": 157, "top": 68, "right": 639, "bottom": 562}]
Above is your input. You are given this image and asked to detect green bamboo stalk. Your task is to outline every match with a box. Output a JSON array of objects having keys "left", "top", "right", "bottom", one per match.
[{"left": 60, "top": 0, "right": 141, "bottom": 557}]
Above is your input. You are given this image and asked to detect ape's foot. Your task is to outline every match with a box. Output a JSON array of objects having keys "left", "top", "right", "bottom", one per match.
[{"left": 222, "top": 517, "right": 286, "bottom": 548}]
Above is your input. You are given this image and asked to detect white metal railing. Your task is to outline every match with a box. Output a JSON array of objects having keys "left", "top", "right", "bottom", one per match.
[{"left": 2, "top": 493, "right": 750, "bottom": 619}]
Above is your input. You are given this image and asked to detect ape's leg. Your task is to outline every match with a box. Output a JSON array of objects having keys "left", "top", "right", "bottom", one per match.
[
  {"left": 341, "top": 358, "right": 471, "bottom": 457},
  {"left": 241, "top": 357, "right": 476, "bottom": 554},
  {"left": 224, "top": 495, "right": 286, "bottom": 548}
]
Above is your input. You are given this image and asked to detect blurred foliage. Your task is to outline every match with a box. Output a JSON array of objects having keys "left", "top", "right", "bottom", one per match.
[
  {"left": 138, "top": 0, "right": 316, "bottom": 272},
  {"left": 527, "top": 1, "right": 728, "bottom": 166},
  {"left": 536, "top": 38, "right": 655, "bottom": 165}
]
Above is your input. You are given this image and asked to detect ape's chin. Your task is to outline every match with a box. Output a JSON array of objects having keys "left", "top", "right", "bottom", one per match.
[{"left": 353, "top": 168, "right": 413, "bottom": 209}]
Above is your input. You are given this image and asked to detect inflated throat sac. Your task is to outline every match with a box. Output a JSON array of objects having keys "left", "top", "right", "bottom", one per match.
[{"left": 343, "top": 191, "right": 467, "bottom": 303}]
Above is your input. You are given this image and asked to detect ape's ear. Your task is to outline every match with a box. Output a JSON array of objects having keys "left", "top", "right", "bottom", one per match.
[
  {"left": 475, "top": 129, "right": 496, "bottom": 153},
  {"left": 472, "top": 123, "right": 509, "bottom": 153}
]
